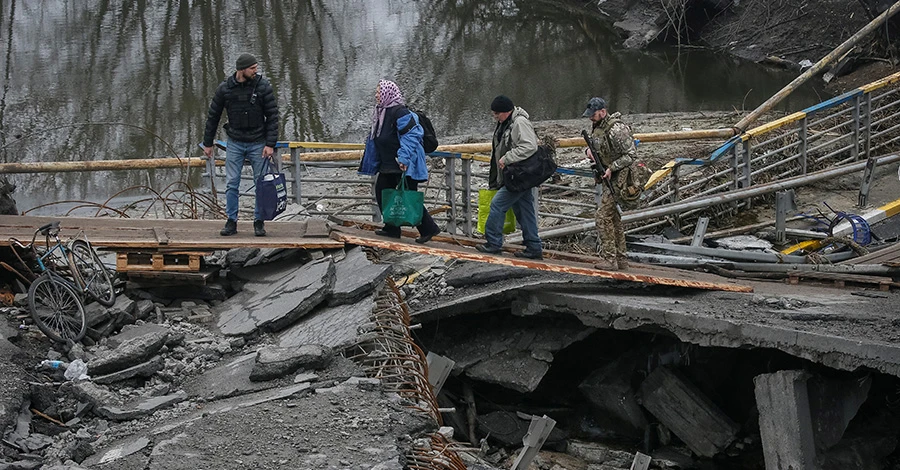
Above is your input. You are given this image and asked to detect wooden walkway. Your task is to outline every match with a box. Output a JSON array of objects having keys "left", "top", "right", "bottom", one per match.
[
  {"left": 0, "top": 214, "right": 752, "bottom": 292},
  {"left": 329, "top": 222, "right": 753, "bottom": 293},
  {"left": 0, "top": 215, "right": 343, "bottom": 250}
]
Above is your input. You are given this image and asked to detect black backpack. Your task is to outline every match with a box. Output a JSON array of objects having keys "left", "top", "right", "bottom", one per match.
[{"left": 408, "top": 107, "right": 439, "bottom": 153}]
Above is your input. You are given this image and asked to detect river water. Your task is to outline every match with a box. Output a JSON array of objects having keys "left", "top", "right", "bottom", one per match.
[{"left": 0, "top": 0, "right": 826, "bottom": 213}]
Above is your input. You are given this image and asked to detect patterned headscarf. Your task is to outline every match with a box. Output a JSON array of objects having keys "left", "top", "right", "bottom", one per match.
[{"left": 372, "top": 79, "right": 406, "bottom": 137}]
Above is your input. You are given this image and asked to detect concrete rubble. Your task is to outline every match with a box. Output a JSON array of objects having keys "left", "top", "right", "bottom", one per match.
[
  {"left": 2, "top": 210, "right": 900, "bottom": 470},
  {"left": 0, "top": 245, "right": 446, "bottom": 469}
]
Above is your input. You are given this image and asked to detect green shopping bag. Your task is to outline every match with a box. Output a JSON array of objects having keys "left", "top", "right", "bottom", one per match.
[
  {"left": 477, "top": 189, "right": 516, "bottom": 235},
  {"left": 381, "top": 173, "right": 424, "bottom": 227}
]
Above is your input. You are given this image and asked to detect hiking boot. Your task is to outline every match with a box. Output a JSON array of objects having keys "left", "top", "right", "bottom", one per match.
[
  {"left": 374, "top": 228, "right": 401, "bottom": 239},
  {"left": 594, "top": 260, "right": 618, "bottom": 271},
  {"left": 415, "top": 231, "right": 440, "bottom": 244},
  {"left": 475, "top": 244, "right": 502, "bottom": 254},
  {"left": 616, "top": 258, "right": 630, "bottom": 270},
  {"left": 220, "top": 219, "right": 237, "bottom": 236},
  {"left": 514, "top": 250, "right": 543, "bottom": 260},
  {"left": 254, "top": 220, "right": 266, "bottom": 237}
]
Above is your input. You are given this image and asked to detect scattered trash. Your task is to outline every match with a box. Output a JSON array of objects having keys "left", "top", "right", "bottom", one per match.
[{"left": 64, "top": 359, "right": 90, "bottom": 381}]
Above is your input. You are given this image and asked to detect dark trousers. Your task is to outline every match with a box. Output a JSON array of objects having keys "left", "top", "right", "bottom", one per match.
[{"left": 374, "top": 172, "right": 439, "bottom": 237}]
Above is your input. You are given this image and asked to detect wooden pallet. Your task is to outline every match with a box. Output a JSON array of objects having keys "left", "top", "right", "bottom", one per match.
[
  {"left": 115, "top": 251, "right": 209, "bottom": 272},
  {"left": 786, "top": 271, "right": 899, "bottom": 291}
]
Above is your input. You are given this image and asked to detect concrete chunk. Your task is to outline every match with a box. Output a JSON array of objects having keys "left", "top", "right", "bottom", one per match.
[
  {"left": 327, "top": 247, "right": 391, "bottom": 306},
  {"left": 184, "top": 353, "right": 275, "bottom": 400},
  {"left": 88, "top": 329, "right": 169, "bottom": 376},
  {"left": 579, "top": 356, "right": 648, "bottom": 438},
  {"left": 97, "top": 391, "right": 187, "bottom": 421},
  {"left": 753, "top": 370, "right": 817, "bottom": 469},
  {"left": 639, "top": 367, "right": 739, "bottom": 458},
  {"left": 466, "top": 350, "right": 550, "bottom": 393},
  {"left": 278, "top": 294, "right": 374, "bottom": 350},
  {"left": 216, "top": 258, "right": 335, "bottom": 336},
  {"left": 106, "top": 324, "right": 170, "bottom": 349},
  {"left": 250, "top": 344, "right": 332, "bottom": 382},
  {"left": 808, "top": 375, "right": 871, "bottom": 452},
  {"left": 444, "top": 261, "right": 533, "bottom": 288},
  {"left": 92, "top": 356, "right": 165, "bottom": 385}
]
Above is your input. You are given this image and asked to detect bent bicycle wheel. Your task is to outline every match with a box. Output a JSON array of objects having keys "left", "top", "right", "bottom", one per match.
[
  {"left": 28, "top": 273, "right": 87, "bottom": 342},
  {"left": 68, "top": 239, "right": 116, "bottom": 307}
]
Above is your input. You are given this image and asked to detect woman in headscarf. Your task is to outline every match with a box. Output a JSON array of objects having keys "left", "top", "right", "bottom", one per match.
[{"left": 360, "top": 79, "right": 440, "bottom": 243}]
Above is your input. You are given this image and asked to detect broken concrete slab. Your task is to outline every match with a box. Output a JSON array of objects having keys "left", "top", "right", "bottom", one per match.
[
  {"left": 467, "top": 350, "right": 550, "bottom": 393},
  {"left": 92, "top": 356, "right": 165, "bottom": 385},
  {"left": 476, "top": 411, "right": 567, "bottom": 449},
  {"left": 808, "top": 375, "right": 872, "bottom": 452},
  {"left": 426, "top": 315, "right": 593, "bottom": 392},
  {"left": 579, "top": 354, "right": 648, "bottom": 439},
  {"left": 249, "top": 344, "right": 332, "bottom": 382},
  {"left": 327, "top": 247, "right": 391, "bottom": 306},
  {"left": 216, "top": 257, "right": 336, "bottom": 336},
  {"left": 134, "top": 299, "right": 154, "bottom": 320},
  {"left": 83, "top": 302, "right": 111, "bottom": 328},
  {"left": 96, "top": 392, "right": 187, "bottom": 421},
  {"left": 88, "top": 328, "right": 169, "bottom": 376},
  {"left": 278, "top": 294, "right": 374, "bottom": 350},
  {"left": 106, "top": 324, "right": 170, "bottom": 350},
  {"left": 566, "top": 439, "right": 637, "bottom": 468},
  {"left": 91, "top": 437, "right": 150, "bottom": 465},
  {"left": 754, "top": 370, "right": 817, "bottom": 469},
  {"left": 107, "top": 294, "right": 136, "bottom": 317},
  {"left": 639, "top": 367, "right": 739, "bottom": 458},
  {"left": 70, "top": 381, "right": 124, "bottom": 411},
  {"left": 225, "top": 247, "right": 261, "bottom": 268},
  {"left": 183, "top": 353, "right": 275, "bottom": 401},
  {"left": 444, "top": 261, "right": 533, "bottom": 288}
]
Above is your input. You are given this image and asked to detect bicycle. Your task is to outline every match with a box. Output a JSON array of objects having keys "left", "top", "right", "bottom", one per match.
[{"left": 9, "top": 221, "right": 117, "bottom": 342}]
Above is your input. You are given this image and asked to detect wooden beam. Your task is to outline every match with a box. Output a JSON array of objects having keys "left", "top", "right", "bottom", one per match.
[{"left": 330, "top": 231, "right": 753, "bottom": 293}]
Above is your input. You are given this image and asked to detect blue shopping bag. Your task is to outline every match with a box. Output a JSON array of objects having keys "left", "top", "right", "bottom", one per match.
[{"left": 256, "top": 160, "right": 287, "bottom": 221}]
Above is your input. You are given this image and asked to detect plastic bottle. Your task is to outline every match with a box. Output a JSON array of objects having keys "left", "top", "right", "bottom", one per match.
[{"left": 37, "top": 359, "right": 68, "bottom": 371}]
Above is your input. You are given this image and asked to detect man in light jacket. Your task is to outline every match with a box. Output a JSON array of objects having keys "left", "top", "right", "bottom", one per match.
[{"left": 476, "top": 95, "right": 543, "bottom": 259}]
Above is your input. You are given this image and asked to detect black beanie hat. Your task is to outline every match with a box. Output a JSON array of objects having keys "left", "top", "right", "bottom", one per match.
[
  {"left": 490, "top": 95, "right": 514, "bottom": 113},
  {"left": 235, "top": 53, "right": 258, "bottom": 70}
]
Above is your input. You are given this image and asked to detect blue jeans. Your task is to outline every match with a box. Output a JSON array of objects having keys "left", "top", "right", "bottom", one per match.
[
  {"left": 224, "top": 139, "right": 267, "bottom": 221},
  {"left": 485, "top": 186, "right": 542, "bottom": 254}
]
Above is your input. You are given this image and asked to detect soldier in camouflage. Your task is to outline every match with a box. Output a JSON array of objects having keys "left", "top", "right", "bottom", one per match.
[{"left": 583, "top": 97, "right": 635, "bottom": 270}]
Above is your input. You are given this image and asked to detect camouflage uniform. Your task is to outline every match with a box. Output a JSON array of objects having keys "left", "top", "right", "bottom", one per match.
[{"left": 588, "top": 112, "right": 635, "bottom": 269}]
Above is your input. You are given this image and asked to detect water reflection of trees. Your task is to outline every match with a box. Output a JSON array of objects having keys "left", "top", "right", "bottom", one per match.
[{"left": 0, "top": 0, "right": 827, "bottom": 211}]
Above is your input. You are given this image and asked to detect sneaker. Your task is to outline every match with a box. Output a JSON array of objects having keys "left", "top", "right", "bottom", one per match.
[
  {"left": 415, "top": 231, "right": 439, "bottom": 244},
  {"left": 475, "top": 244, "right": 502, "bottom": 254},
  {"left": 220, "top": 219, "right": 237, "bottom": 236},
  {"left": 254, "top": 220, "right": 266, "bottom": 237},
  {"left": 374, "top": 228, "right": 401, "bottom": 239},
  {"left": 514, "top": 250, "right": 543, "bottom": 260}
]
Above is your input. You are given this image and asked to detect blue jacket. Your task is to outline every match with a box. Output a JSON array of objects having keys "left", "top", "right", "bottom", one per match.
[{"left": 358, "top": 106, "right": 428, "bottom": 181}]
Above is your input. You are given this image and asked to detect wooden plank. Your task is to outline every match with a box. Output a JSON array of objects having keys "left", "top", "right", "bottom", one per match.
[
  {"left": 329, "top": 229, "right": 753, "bottom": 293},
  {"left": 0, "top": 215, "right": 344, "bottom": 250},
  {"left": 153, "top": 227, "right": 169, "bottom": 245},
  {"left": 117, "top": 252, "right": 205, "bottom": 272}
]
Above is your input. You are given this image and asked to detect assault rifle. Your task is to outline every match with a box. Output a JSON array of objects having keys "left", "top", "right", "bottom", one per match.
[{"left": 582, "top": 129, "right": 622, "bottom": 213}]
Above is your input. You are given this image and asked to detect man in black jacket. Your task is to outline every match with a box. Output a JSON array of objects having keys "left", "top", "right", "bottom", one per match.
[{"left": 203, "top": 53, "right": 279, "bottom": 236}]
